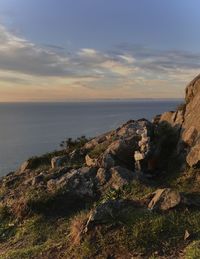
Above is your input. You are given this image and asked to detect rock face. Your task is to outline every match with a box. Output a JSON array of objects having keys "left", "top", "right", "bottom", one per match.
[
  {"left": 156, "top": 74, "right": 200, "bottom": 167},
  {"left": 182, "top": 76, "right": 200, "bottom": 166}
]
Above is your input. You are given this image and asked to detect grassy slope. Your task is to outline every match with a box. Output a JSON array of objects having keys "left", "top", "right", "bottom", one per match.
[{"left": 0, "top": 134, "right": 200, "bottom": 258}]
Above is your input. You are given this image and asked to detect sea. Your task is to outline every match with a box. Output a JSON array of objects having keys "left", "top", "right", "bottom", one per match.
[{"left": 0, "top": 100, "right": 181, "bottom": 177}]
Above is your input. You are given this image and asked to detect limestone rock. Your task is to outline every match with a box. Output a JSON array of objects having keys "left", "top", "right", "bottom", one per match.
[
  {"left": 148, "top": 188, "right": 181, "bottom": 211},
  {"left": 51, "top": 156, "right": 67, "bottom": 169},
  {"left": 105, "top": 139, "right": 134, "bottom": 168},
  {"left": 19, "top": 160, "right": 31, "bottom": 173},
  {"left": 181, "top": 75, "right": 200, "bottom": 166},
  {"left": 85, "top": 154, "right": 97, "bottom": 167},
  {"left": 96, "top": 168, "right": 109, "bottom": 186},
  {"left": 32, "top": 174, "right": 44, "bottom": 186},
  {"left": 47, "top": 167, "right": 97, "bottom": 199},
  {"left": 85, "top": 199, "right": 139, "bottom": 229},
  {"left": 98, "top": 152, "right": 115, "bottom": 169},
  {"left": 186, "top": 139, "right": 200, "bottom": 167},
  {"left": 107, "top": 166, "right": 135, "bottom": 190}
]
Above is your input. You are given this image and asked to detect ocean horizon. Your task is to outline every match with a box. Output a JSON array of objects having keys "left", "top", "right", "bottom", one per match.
[{"left": 0, "top": 99, "right": 182, "bottom": 176}]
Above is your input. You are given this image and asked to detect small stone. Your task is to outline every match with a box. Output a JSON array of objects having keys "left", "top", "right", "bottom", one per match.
[
  {"left": 134, "top": 151, "right": 144, "bottom": 161},
  {"left": 184, "top": 230, "right": 190, "bottom": 240}
]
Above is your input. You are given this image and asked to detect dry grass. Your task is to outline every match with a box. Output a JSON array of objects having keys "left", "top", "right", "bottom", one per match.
[{"left": 69, "top": 211, "right": 90, "bottom": 245}]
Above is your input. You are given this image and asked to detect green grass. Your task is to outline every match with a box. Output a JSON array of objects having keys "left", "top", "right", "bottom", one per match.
[
  {"left": 0, "top": 214, "right": 71, "bottom": 259},
  {"left": 99, "top": 180, "right": 155, "bottom": 204},
  {"left": 0, "top": 244, "right": 45, "bottom": 259},
  {"left": 171, "top": 167, "right": 200, "bottom": 193},
  {"left": 185, "top": 240, "right": 200, "bottom": 259},
  {"left": 73, "top": 208, "right": 200, "bottom": 257},
  {"left": 0, "top": 205, "right": 16, "bottom": 242}
]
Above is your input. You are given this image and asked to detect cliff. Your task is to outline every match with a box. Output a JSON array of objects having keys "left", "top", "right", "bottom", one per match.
[{"left": 0, "top": 75, "right": 200, "bottom": 258}]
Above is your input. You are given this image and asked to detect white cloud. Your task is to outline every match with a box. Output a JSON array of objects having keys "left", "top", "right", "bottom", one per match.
[
  {"left": 78, "top": 48, "right": 99, "bottom": 57},
  {"left": 0, "top": 24, "right": 199, "bottom": 101},
  {"left": 118, "top": 54, "right": 135, "bottom": 64}
]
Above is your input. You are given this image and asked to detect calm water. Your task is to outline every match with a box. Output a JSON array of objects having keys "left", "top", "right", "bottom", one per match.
[{"left": 0, "top": 100, "right": 181, "bottom": 176}]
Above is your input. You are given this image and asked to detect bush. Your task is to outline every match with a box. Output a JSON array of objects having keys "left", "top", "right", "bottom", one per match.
[{"left": 60, "top": 136, "right": 89, "bottom": 151}]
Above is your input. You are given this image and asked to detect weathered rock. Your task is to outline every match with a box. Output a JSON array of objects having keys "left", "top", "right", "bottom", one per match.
[
  {"left": 105, "top": 139, "right": 134, "bottom": 168},
  {"left": 47, "top": 167, "right": 97, "bottom": 199},
  {"left": 98, "top": 152, "right": 115, "bottom": 169},
  {"left": 106, "top": 166, "right": 135, "bottom": 190},
  {"left": 148, "top": 188, "right": 181, "bottom": 211},
  {"left": 51, "top": 156, "right": 67, "bottom": 169},
  {"left": 85, "top": 199, "right": 139, "bottom": 229},
  {"left": 19, "top": 160, "right": 31, "bottom": 173},
  {"left": 32, "top": 174, "right": 44, "bottom": 186},
  {"left": 183, "top": 126, "right": 198, "bottom": 147},
  {"left": 84, "top": 133, "right": 111, "bottom": 150},
  {"left": 96, "top": 168, "right": 109, "bottom": 186},
  {"left": 186, "top": 139, "right": 200, "bottom": 167},
  {"left": 85, "top": 154, "right": 97, "bottom": 167},
  {"left": 168, "top": 74, "right": 200, "bottom": 167},
  {"left": 134, "top": 151, "right": 145, "bottom": 161}
]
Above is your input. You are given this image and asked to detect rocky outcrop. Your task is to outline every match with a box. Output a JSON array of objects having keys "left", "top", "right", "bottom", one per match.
[
  {"left": 47, "top": 167, "right": 98, "bottom": 199},
  {"left": 2, "top": 75, "right": 200, "bottom": 258},
  {"left": 155, "top": 74, "right": 200, "bottom": 168},
  {"left": 182, "top": 76, "right": 200, "bottom": 166}
]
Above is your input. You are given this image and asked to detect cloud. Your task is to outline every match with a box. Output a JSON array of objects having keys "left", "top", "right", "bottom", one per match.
[{"left": 0, "top": 24, "right": 199, "bottom": 101}]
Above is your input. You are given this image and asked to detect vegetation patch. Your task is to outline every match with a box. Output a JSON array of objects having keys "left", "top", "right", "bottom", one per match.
[
  {"left": 88, "top": 142, "right": 110, "bottom": 159},
  {"left": 184, "top": 240, "right": 200, "bottom": 259}
]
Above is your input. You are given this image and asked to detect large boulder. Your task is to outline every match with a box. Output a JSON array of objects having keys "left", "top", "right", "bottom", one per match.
[
  {"left": 85, "top": 199, "right": 140, "bottom": 229},
  {"left": 47, "top": 167, "right": 97, "bottom": 199},
  {"left": 95, "top": 166, "right": 136, "bottom": 191},
  {"left": 104, "top": 139, "right": 134, "bottom": 168},
  {"left": 106, "top": 166, "right": 135, "bottom": 190}
]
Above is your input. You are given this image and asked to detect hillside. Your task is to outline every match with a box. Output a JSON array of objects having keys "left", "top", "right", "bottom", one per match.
[{"left": 1, "top": 75, "right": 200, "bottom": 258}]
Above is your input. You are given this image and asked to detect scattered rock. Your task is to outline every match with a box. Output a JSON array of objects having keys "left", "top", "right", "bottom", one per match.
[{"left": 148, "top": 188, "right": 181, "bottom": 211}]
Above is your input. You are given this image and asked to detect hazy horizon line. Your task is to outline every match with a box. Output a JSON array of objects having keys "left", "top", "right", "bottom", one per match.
[{"left": 0, "top": 98, "right": 183, "bottom": 104}]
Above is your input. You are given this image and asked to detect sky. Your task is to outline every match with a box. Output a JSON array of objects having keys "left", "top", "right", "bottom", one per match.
[{"left": 0, "top": 0, "right": 200, "bottom": 101}]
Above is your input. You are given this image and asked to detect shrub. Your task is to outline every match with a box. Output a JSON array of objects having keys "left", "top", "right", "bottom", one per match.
[{"left": 60, "top": 136, "right": 89, "bottom": 151}]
